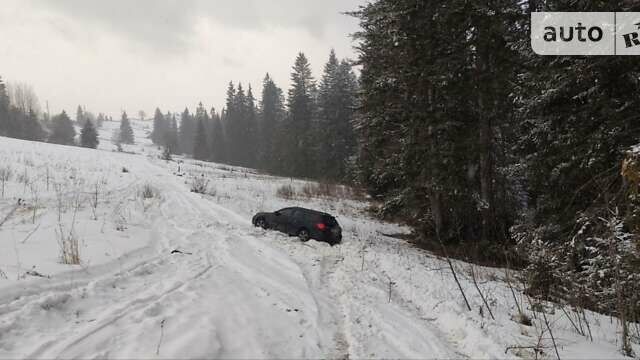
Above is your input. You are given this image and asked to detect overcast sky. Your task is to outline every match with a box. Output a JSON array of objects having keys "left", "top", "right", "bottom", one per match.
[{"left": 0, "top": 0, "right": 364, "bottom": 118}]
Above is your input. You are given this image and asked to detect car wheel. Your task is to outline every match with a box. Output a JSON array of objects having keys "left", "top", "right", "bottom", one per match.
[
  {"left": 297, "top": 228, "right": 310, "bottom": 242},
  {"left": 256, "top": 217, "right": 268, "bottom": 229}
]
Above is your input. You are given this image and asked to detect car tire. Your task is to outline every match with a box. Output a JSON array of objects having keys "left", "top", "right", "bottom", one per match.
[
  {"left": 297, "top": 228, "right": 310, "bottom": 242},
  {"left": 256, "top": 217, "right": 268, "bottom": 229}
]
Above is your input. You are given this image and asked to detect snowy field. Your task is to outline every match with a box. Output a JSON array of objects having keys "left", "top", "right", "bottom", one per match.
[{"left": 0, "top": 120, "right": 637, "bottom": 359}]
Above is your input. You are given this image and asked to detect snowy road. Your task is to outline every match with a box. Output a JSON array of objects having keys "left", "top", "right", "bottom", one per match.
[
  {"left": 0, "top": 128, "right": 635, "bottom": 359},
  {"left": 0, "top": 141, "right": 460, "bottom": 359}
]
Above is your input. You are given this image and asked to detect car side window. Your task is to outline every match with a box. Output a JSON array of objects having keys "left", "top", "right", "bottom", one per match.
[{"left": 279, "top": 209, "right": 292, "bottom": 217}]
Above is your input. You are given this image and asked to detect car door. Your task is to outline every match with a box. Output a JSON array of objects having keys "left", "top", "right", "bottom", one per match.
[
  {"left": 273, "top": 208, "right": 293, "bottom": 232},
  {"left": 287, "top": 209, "right": 304, "bottom": 234}
]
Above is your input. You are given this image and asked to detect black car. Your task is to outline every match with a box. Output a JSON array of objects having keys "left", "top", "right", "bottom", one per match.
[{"left": 252, "top": 207, "right": 342, "bottom": 245}]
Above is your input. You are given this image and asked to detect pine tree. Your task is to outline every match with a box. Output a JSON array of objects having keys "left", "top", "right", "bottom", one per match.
[
  {"left": 0, "top": 77, "right": 9, "bottom": 136},
  {"left": 193, "top": 119, "right": 209, "bottom": 161},
  {"left": 164, "top": 113, "right": 178, "bottom": 153},
  {"left": 119, "top": 111, "right": 134, "bottom": 144},
  {"left": 119, "top": 111, "right": 135, "bottom": 144},
  {"left": 151, "top": 108, "right": 166, "bottom": 145},
  {"left": 76, "top": 105, "right": 85, "bottom": 126},
  {"left": 316, "top": 51, "right": 358, "bottom": 181},
  {"left": 80, "top": 119, "right": 99, "bottom": 148},
  {"left": 234, "top": 83, "right": 248, "bottom": 165},
  {"left": 49, "top": 110, "right": 76, "bottom": 145},
  {"left": 351, "top": 0, "right": 521, "bottom": 253},
  {"left": 284, "top": 52, "right": 316, "bottom": 177},
  {"left": 258, "top": 73, "right": 285, "bottom": 172},
  {"left": 209, "top": 107, "right": 226, "bottom": 162},
  {"left": 179, "top": 108, "right": 195, "bottom": 154},
  {"left": 22, "top": 108, "right": 45, "bottom": 141},
  {"left": 513, "top": 1, "right": 640, "bottom": 338},
  {"left": 245, "top": 85, "right": 258, "bottom": 167},
  {"left": 224, "top": 82, "right": 241, "bottom": 165}
]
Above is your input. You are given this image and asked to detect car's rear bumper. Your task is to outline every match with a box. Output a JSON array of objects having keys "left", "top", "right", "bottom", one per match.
[{"left": 315, "top": 231, "right": 341, "bottom": 245}]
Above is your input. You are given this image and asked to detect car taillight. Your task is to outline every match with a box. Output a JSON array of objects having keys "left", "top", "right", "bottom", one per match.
[{"left": 316, "top": 223, "right": 327, "bottom": 231}]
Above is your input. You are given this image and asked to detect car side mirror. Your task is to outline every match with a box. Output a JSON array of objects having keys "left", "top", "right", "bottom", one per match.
[{"left": 274, "top": 211, "right": 281, "bottom": 216}]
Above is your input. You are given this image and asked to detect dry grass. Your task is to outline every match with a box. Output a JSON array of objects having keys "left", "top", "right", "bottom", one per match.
[
  {"left": 276, "top": 182, "right": 365, "bottom": 201},
  {"left": 276, "top": 184, "right": 296, "bottom": 199},
  {"left": 58, "top": 229, "right": 80, "bottom": 265}
]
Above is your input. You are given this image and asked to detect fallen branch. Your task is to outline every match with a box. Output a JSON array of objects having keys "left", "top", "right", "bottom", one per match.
[
  {"left": 170, "top": 249, "right": 193, "bottom": 255},
  {"left": 505, "top": 345, "right": 548, "bottom": 355},
  {"left": 20, "top": 223, "right": 41, "bottom": 244},
  {"left": 25, "top": 269, "right": 50, "bottom": 278}
]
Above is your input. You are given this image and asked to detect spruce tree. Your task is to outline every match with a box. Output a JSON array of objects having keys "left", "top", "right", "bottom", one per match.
[
  {"left": 209, "top": 107, "right": 226, "bottom": 163},
  {"left": 80, "top": 119, "right": 99, "bottom": 148},
  {"left": 513, "top": 1, "right": 640, "bottom": 331},
  {"left": 119, "top": 111, "right": 134, "bottom": 144},
  {"left": 151, "top": 108, "right": 166, "bottom": 145},
  {"left": 164, "top": 113, "right": 179, "bottom": 153},
  {"left": 193, "top": 119, "right": 209, "bottom": 161},
  {"left": 245, "top": 85, "right": 258, "bottom": 168},
  {"left": 76, "top": 105, "right": 85, "bottom": 126},
  {"left": 0, "top": 77, "right": 9, "bottom": 136},
  {"left": 352, "top": 0, "right": 521, "bottom": 253},
  {"left": 234, "top": 83, "right": 248, "bottom": 166},
  {"left": 22, "top": 108, "right": 45, "bottom": 141},
  {"left": 224, "top": 82, "right": 241, "bottom": 165},
  {"left": 179, "top": 108, "right": 195, "bottom": 154},
  {"left": 284, "top": 52, "right": 316, "bottom": 177},
  {"left": 258, "top": 73, "right": 285, "bottom": 172},
  {"left": 49, "top": 111, "right": 76, "bottom": 145},
  {"left": 316, "top": 51, "right": 358, "bottom": 181}
]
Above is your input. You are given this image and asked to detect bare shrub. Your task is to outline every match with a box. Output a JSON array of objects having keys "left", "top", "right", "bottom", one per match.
[
  {"left": 190, "top": 175, "right": 209, "bottom": 194},
  {"left": 56, "top": 191, "right": 81, "bottom": 265},
  {"left": 29, "top": 182, "right": 39, "bottom": 224},
  {"left": 141, "top": 183, "right": 156, "bottom": 199},
  {"left": 0, "top": 166, "right": 12, "bottom": 198},
  {"left": 90, "top": 182, "right": 100, "bottom": 220},
  {"left": 276, "top": 184, "right": 295, "bottom": 199},
  {"left": 57, "top": 227, "right": 80, "bottom": 265},
  {"left": 278, "top": 182, "right": 365, "bottom": 200},
  {"left": 17, "top": 168, "right": 29, "bottom": 186}
]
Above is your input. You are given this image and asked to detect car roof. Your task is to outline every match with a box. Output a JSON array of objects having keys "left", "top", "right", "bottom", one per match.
[{"left": 278, "top": 207, "right": 333, "bottom": 217}]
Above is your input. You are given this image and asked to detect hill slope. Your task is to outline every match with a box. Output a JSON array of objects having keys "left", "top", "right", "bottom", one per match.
[{"left": 0, "top": 122, "right": 636, "bottom": 359}]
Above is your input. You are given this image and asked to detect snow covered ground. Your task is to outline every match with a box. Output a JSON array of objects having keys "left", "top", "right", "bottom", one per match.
[{"left": 0, "top": 120, "right": 637, "bottom": 359}]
